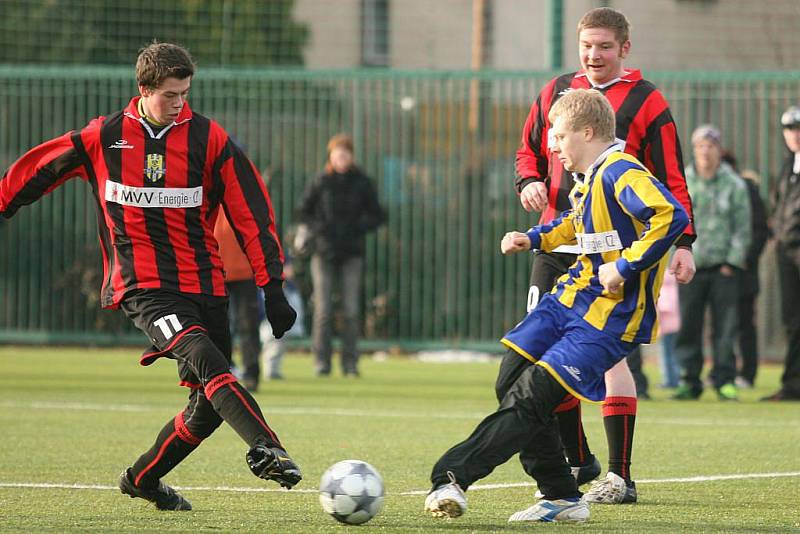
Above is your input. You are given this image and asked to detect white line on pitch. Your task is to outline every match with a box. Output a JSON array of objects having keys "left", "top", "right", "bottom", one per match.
[
  {"left": 397, "top": 471, "right": 800, "bottom": 495},
  {"left": 2, "top": 471, "right": 799, "bottom": 496},
  {"left": 0, "top": 482, "right": 317, "bottom": 494},
  {"left": 2, "top": 400, "right": 799, "bottom": 428}
]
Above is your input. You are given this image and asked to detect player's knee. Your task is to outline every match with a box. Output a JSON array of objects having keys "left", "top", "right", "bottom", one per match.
[
  {"left": 172, "top": 332, "right": 232, "bottom": 384},
  {"left": 175, "top": 390, "right": 225, "bottom": 442},
  {"left": 495, "top": 374, "right": 516, "bottom": 404},
  {"left": 605, "top": 358, "right": 635, "bottom": 387},
  {"left": 500, "top": 366, "right": 559, "bottom": 425},
  {"left": 185, "top": 402, "right": 223, "bottom": 440},
  {"left": 494, "top": 383, "right": 506, "bottom": 404}
]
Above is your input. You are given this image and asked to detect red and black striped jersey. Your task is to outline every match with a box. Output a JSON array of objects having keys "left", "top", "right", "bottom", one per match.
[
  {"left": 0, "top": 97, "right": 285, "bottom": 308},
  {"left": 515, "top": 69, "right": 696, "bottom": 245}
]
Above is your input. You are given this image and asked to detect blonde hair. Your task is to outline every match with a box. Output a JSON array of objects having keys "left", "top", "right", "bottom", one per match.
[
  {"left": 577, "top": 7, "right": 631, "bottom": 45},
  {"left": 325, "top": 133, "right": 354, "bottom": 174},
  {"left": 548, "top": 89, "right": 616, "bottom": 142}
]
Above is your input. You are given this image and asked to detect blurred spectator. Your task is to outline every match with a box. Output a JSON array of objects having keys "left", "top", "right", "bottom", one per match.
[
  {"left": 260, "top": 258, "right": 306, "bottom": 380},
  {"left": 720, "top": 151, "right": 771, "bottom": 388},
  {"left": 762, "top": 106, "right": 800, "bottom": 401},
  {"left": 297, "top": 133, "right": 386, "bottom": 377},
  {"left": 673, "top": 125, "right": 751, "bottom": 401},
  {"left": 657, "top": 268, "right": 681, "bottom": 389},
  {"left": 214, "top": 211, "right": 262, "bottom": 392},
  {"left": 735, "top": 169, "right": 770, "bottom": 388}
]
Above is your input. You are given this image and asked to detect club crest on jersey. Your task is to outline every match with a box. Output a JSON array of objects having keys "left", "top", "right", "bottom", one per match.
[{"left": 145, "top": 153, "right": 165, "bottom": 183}]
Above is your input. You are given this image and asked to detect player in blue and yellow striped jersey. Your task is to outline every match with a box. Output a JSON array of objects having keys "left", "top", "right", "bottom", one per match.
[{"left": 425, "top": 89, "right": 689, "bottom": 524}]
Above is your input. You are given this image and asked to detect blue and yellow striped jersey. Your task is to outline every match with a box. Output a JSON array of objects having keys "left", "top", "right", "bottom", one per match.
[{"left": 526, "top": 146, "right": 689, "bottom": 343}]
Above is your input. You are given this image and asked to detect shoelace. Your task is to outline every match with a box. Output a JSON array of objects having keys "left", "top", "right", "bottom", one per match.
[{"left": 589, "top": 479, "right": 614, "bottom": 497}]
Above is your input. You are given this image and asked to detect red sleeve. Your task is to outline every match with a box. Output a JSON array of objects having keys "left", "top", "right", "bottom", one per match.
[
  {"left": 514, "top": 78, "right": 557, "bottom": 193},
  {"left": 641, "top": 92, "right": 696, "bottom": 243},
  {"left": 0, "top": 131, "right": 87, "bottom": 217},
  {"left": 211, "top": 125, "right": 285, "bottom": 287}
]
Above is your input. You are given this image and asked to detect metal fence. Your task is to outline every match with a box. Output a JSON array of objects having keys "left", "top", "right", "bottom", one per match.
[
  {"left": 1, "top": 67, "right": 797, "bottom": 352},
  {"left": 0, "top": 0, "right": 308, "bottom": 67}
]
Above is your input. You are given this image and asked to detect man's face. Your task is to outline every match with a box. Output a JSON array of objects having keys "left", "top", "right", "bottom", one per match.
[
  {"left": 783, "top": 127, "right": 800, "bottom": 153},
  {"left": 551, "top": 116, "right": 589, "bottom": 172},
  {"left": 139, "top": 76, "right": 191, "bottom": 125},
  {"left": 579, "top": 27, "right": 630, "bottom": 86},
  {"left": 693, "top": 139, "right": 722, "bottom": 175}
]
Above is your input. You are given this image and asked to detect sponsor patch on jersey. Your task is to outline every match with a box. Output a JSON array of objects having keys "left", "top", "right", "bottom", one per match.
[
  {"left": 576, "top": 230, "right": 622, "bottom": 254},
  {"left": 105, "top": 182, "right": 202, "bottom": 208},
  {"left": 145, "top": 153, "right": 166, "bottom": 182}
]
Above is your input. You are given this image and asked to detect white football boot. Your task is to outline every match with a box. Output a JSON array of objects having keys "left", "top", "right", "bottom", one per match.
[
  {"left": 584, "top": 471, "right": 637, "bottom": 504},
  {"left": 424, "top": 472, "right": 467, "bottom": 518},
  {"left": 508, "top": 496, "right": 589, "bottom": 523}
]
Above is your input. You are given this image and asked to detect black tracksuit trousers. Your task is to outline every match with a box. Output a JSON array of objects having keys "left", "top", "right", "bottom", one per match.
[{"left": 430, "top": 350, "right": 580, "bottom": 500}]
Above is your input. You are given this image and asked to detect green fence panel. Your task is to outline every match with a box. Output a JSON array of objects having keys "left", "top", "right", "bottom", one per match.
[{"left": 1, "top": 67, "right": 798, "bottom": 351}]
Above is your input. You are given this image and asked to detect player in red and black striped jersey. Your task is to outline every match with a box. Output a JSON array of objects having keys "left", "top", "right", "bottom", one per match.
[
  {"left": 0, "top": 43, "right": 301, "bottom": 510},
  {"left": 512, "top": 8, "right": 697, "bottom": 504}
]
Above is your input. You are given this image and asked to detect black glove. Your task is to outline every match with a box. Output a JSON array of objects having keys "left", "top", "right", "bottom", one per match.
[{"left": 262, "top": 279, "right": 297, "bottom": 339}]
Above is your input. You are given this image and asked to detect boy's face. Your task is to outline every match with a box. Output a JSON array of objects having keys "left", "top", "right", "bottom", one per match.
[
  {"left": 551, "top": 116, "right": 589, "bottom": 172},
  {"left": 139, "top": 76, "right": 191, "bottom": 125},
  {"left": 579, "top": 27, "right": 630, "bottom": 86}
]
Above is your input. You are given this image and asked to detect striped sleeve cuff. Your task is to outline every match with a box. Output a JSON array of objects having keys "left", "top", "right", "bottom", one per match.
[
  {"left": 526, "top": 228, "right": 542, "bottom": 250},
  {"left": 616, "top": 257, "right": 634, "bottom": 280}
]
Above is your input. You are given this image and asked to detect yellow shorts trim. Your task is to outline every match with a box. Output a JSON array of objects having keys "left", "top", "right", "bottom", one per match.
[
  {"left": 502, "top": 338, "right": 602, "bottom": 404},
  {"left": 534, "top": 360, "right": 601, "bottom": 404},
  {"left": 500, "top": 338, "right": 538, "bottom": 364}
]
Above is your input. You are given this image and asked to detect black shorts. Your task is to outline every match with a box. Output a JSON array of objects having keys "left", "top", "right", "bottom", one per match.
[{"left": 121, "top": 289, "right": 232, "bottom": 384}]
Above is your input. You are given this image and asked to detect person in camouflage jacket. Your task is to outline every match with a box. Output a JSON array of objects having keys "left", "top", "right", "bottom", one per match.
[{"left": 673, "top": 125, "right": 751, "bottom": 401}]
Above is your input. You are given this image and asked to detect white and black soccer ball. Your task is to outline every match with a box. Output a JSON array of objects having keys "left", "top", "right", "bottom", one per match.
[{"left": 319, "top": 460, "right": 384, "bottom": 525}]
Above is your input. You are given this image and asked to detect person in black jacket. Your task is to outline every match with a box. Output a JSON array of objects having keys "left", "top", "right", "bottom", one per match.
[
  {"left": 736, "top": 169, "right": 770, "bottom": 387},
  {"left": 763, "top": 106, "right": 800, "bottom": 401},
  {"left": 720, "top": 151, "right": 771, "bottom": 388},
  {"left": 298, "top": 133, "right": 385, "bottom": 377}
]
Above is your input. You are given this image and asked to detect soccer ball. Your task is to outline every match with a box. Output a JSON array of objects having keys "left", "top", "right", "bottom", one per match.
[{"left": 319, "top": 460, "right": 384, "bottom": 525}]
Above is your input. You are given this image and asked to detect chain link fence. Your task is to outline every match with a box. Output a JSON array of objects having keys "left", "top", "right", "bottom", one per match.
[
  {"left": 0, "top": 68, "right": 796, "bottom": 353},
  {"left": 0, "top": 0, "right": 308, "bottom": 66}
]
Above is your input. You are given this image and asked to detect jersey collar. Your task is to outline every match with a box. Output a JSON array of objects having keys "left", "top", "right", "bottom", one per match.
[
  {"left": 575, "top": 69, "right": 642, "bottom": 89},
  {"left": 585, "top": 141, "right": 625, "bottom": 178},
  {"left": 124, "top": 96, "right": 193, "bottom": 139}
]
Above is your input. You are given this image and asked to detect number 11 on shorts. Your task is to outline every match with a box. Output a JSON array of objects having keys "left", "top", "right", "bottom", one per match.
[{"left": 154, "top": 314, "right": 183, "bottom": 339}]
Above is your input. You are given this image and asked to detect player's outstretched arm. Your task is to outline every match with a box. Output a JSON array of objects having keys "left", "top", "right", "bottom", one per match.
[
  {"left": 500, "top": 231, "right": 531, "bottom": 255},
  {"left": 0, "top": 132, "right": 86, "bottom": 218}
]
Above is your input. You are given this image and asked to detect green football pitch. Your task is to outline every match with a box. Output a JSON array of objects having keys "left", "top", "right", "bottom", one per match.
[{"left": 1, "top": 346, "right": 798, "bottom": 533}]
